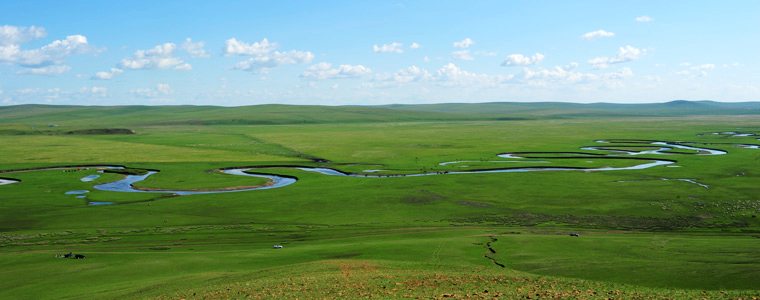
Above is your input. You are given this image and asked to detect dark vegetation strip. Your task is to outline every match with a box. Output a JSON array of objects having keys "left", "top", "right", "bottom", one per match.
[
  {"left": 0, "top": 164, "right": 128, "bottom": 174},
  {"left": 103, "top": 168, "right": 151, "bottom": 176},
  {"left": 450, "top": 213, "right": 751, "bottom": 231}
]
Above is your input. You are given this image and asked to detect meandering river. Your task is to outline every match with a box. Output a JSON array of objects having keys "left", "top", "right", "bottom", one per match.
[{"left": 1, "top": 139, "right": 757, "bottom": 201}]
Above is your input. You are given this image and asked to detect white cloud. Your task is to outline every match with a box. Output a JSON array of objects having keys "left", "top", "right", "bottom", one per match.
[
  {"left": 501, "top": 53, "right": 545, "bottom": 66},
  {"left": 474, "top": 51, "right": 497, "bottom": 56},
  {"left": 332, "top": 84, "right": 339, "bottom": 89},
  {"left": 300, "top": 62, "right": 371, "bottom": 80},
  {"left": 232, "top": 50, "right": 314, "bottom": 73},
  {"left": 372, "top": 64, "right": 517, "bottom": 89},
  {"left": 523, "top": 65, "right": 587, "bottom": 83},
  {"left": 519, "top": 65, "right": 632, "bottom": 88},
  {"left": 679, "top": 62, "right": 691, "bottom": 67},
  {"left": 131, "top": 83, "right": 174, "bottom": 98},
  {"left": 410, "top": 42, "right": 421, "bottom": 49},
  {"left": 691, "top": 64, "right": 715, "bottom": 71},
  {"left": 174, "top": 63, "right": 192, "bottom": 71},
  {"left": 93, "top": 68, "right": 123, "bottom": 80},
  {"left": 581, "top": 30, "right": 615, "bottom": 41},
  {"left": 434, "top": 63, "right": 493, "bottom": 86},
  {"left": 8, "top": 86, "right": 107, "bottom": 104},
  {"left": 0, "top": 25, "right": 46, "bottom": 46},
  {"left": 0, "top": 34, "right": 91, "bottom": 67},
  {"left": 644, "top": 75, "right": 663, "bottom": 83},
  {"left": 373, "top": 66, "right": 433, "bottom": 85},
  {"left": 373, "top": 42, "right": 403, "bottom": 53},
  {"left": 181, "top": 38, "right": 210, "bottom": 58},
  {"left": 587, "top": 45, "right": 646, "bottom": 69},
  {"left": 16, "top": 65, "right": 71, "bottom": 75},
  {"left": 424, "top": 56, "right": 430, "bottom": 62},
  {"left": 224, "top": 38, "right": 313, "bottom": 73},
  {"left": 89, "top": 86, "right": 107, "bottom": 94},
  {"left": 675, "top": 70, "right": 690, "bottom": 76},
  {"left": 451, "top": 50, "right": 474, "bottom": 61},
  {"left": 157, "top": 83, "right": 173, "bottom": 94},
  {"left": 453, "top": 38, "right": 474, "bottom": 48},
  {"left": 119, "top": 43, "right": 185, "bottom": 70},
  {"left": 691, "top": 64, "right": 715, "bottom": 76},
  {"left": 600, "top": 67, "right": 634, "bottom": 80},
  {"left": 636, "top": 16, "right": 654, "bottom": 22},
  {"left": 223, "top": 38, "right": 277, "bottom": 56}
]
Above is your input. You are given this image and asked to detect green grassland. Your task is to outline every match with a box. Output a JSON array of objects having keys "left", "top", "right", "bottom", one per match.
[{"left": 1, "top": 103, "right": 760, "bottom": 299}]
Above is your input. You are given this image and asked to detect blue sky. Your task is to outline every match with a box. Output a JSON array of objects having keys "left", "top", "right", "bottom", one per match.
[{"left": 0, "top": 0, "right": 757, "bottom": 106}]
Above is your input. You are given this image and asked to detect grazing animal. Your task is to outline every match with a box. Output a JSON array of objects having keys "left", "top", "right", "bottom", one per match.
[
  {"left": 63, "top": 252, "right": 72, "bottom": 258},
  {"left": 569, "top": 233, "right": 580, "bottom": 237},
  {"left": 74, "top": 254, "right": 85, "bottom": 259}
]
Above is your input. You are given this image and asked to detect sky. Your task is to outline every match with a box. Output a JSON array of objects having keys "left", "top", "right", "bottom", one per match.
[{"left": 0, "top": 0, "right": 758, "bottom": 106}]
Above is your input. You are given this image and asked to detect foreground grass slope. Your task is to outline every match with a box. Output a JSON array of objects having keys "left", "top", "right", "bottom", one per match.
[{"left": 1, "top": 102, "right": 759, "bottom": 299}]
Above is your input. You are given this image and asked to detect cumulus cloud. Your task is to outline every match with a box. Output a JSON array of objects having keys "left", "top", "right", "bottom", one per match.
[
  {"left": 119, "top": 43, "right": 186, "bottom": 70},
  {"left": 92, "top": 68, "right": 123, "bottom": 80},
  {"left": 523, "top": 65, "right": 588, "bottom": 83},
  {"left": 0, "top": 34, "right": 91, "bottom": 73},
  {"left": 675, "top": 70, "right": 690, "bottom": 76},
  {"left": 520, "top": 65, "right": 632, "bottom": 88},
  {"left": 636, "top": 16, "right": 654, "bottom": 22},
  {"left": 587, "top": 45, "right": 646, "bottom": 69},
  {"left": 679, "top": 62, "right": 691, "bottom": 67},
  {"left": 174, "top": 63, "right": 192, "bottom": 71},
  {"left": 501, "top": 53, "right": 545, "bottom": 66},
  {"left": 370, "top": 64, "right": 514, "bottom": 89},
  {"left": 224, "top": 38, "right": 313, "bottom": 73},
  {"left": 16, "top": 65, "right": 71, "bottom": 76},
  {"left": 223, "top": 38, "right": 277, "bottom": 56},
  {"left": 0, "top": 26, "right": 100, "bottom": 76},
  {"left": 181, "top": 38, "right": 210, "bottom": 58},
  {"left": 131, "top": 83, "right": 174, "bottom": 98},
  {"left": 300, "top": 62, "right": 372, "bottom": 80},
  {"left": 373, "top": 66, "right": 433, "bottom": 86},
  {"left": 88, "top": 86, "right": 107, "bottom": 95},
  {"left": 373, "top": 42, "right": 403, "bottom": 53},
  {"left": 232, "top": 50, "right": 314, "bottom": 73},
  {"left": 0, "top": 25, "right": 46, "bottom": 46},
  {"left": 434, "top": 63, "right": 496, "bottom": 86},
  {"left": 474, "top": 51, "right": 497, "bottom": 56},
  {"left": 410, "top": 42, "right": 421, "bottom": 49},
  {"left": 453, "top": 38, "right": 474, "bottom": 48},
  {"left": 157, "top": 83, "right": 173, "bottom": 94},
  {"left": 581, "top": 30, "right": 615, "bottom": 40},
  {"left": 8, "top": 86, "right": 107, "bottom": 104},
  {"left": 690, "top": 64, "right": 715, "bottom": 76},
  {"left": 451, "top": 50, "right": 474, "bottom": 61}
]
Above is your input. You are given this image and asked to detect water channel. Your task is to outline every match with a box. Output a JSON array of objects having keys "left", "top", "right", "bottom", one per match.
[{"left": 1, "top": 139, "right": 758, "bottom": 202}]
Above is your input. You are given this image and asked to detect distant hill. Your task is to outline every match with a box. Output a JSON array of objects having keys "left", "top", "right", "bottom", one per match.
[
  {"left": 0, "top": 100, "right": 758, "bottom": 127},
  {"left": 381, "top": 100, "right": 760, "bottom": 117}
]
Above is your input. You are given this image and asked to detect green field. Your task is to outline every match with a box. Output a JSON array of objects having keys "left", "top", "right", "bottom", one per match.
[{"left": 1, "top": 102, "right": 759, "bottom": 299}]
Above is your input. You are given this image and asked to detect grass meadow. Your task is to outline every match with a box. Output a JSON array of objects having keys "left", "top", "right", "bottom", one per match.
[{"left": 1, "top": 105, "right": 759, "bottom": 299}]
